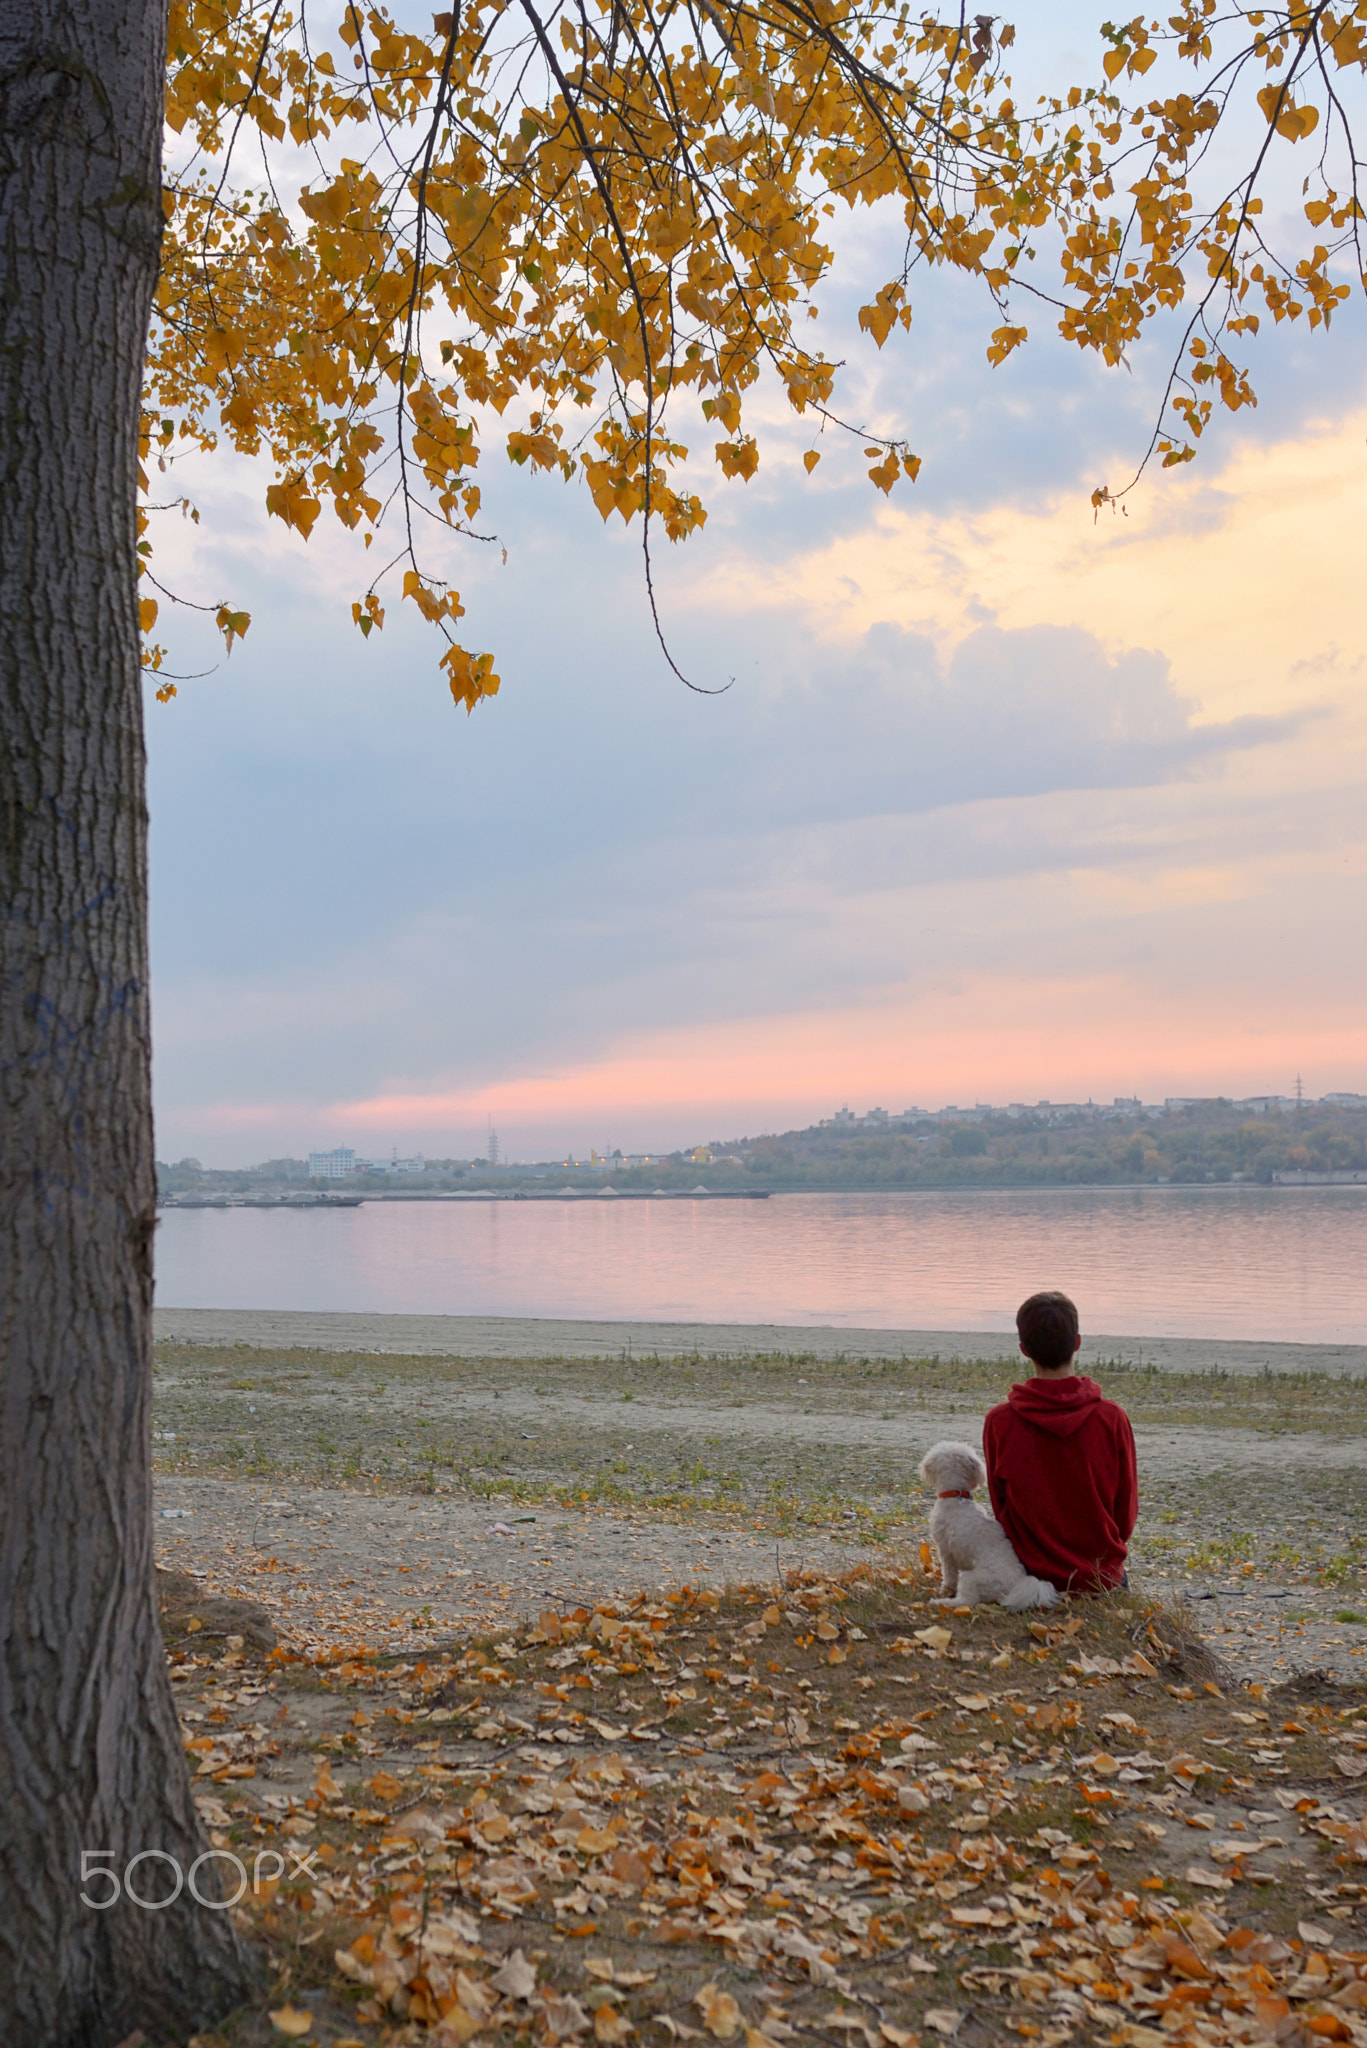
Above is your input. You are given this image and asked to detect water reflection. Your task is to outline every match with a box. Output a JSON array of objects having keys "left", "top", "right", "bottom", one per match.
[{"left": 154, "top": 1186, "right": 1367, "bottom": 1343}]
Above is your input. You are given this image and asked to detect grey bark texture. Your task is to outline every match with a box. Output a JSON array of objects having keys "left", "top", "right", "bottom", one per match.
[{"left": 0, "top": 2, "right": 253, "bottom": 2039}]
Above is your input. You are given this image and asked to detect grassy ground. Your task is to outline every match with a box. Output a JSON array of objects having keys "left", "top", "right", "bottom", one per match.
[{"left": 153, "top": 1344, "right": 1367, "bottom": 1586}]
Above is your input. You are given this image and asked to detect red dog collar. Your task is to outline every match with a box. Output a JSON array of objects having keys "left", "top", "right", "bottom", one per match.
[{"left": 938, "top": 1489, "right": 973, "bottom": 1498}]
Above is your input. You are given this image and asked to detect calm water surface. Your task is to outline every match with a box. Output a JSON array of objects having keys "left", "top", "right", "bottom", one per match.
[{"left": 154, "top": 1187, "right": 1367, "bottom": 1343}]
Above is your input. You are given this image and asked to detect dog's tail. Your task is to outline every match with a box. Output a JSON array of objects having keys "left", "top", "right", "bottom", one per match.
[{"left": 1002, "top": 1575, "right": 1059, "bottom": 1612}]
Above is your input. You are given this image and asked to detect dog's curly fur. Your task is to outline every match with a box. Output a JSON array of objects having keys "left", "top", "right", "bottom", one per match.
[{"left": 918, "top": 1440, "right": 1059, "bottom": 1611}]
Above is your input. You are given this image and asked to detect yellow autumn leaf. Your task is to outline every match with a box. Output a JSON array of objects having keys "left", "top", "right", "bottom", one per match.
[
  {"left": 264, "top": 479, "right": 320, "bottom": 539},
  {"left": 715, "top": 437, "right": 759, "bottom": 481},
  {"left": 577, "top": 1826, "right": 618, "bottom": 1856},
  {"left": 268, "top": 2009, "right": 314, "bottom": 2039},
  {"left": 137, "top": 0, "right": 1361, "bottom": 710},
  {"left": 986, "top": 323, "right": 1028, "bottom": 365},
  {"left": 1256, "top": 84, "right": 1320, "bottom": 140},
  {"left": 434, "top": 2009, "right": 484, "bottom": 2045}
]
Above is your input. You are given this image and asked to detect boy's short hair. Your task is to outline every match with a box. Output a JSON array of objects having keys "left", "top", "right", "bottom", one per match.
[{"left": 1016, "top": 1290, "right": 1079, "bottom": 1368}]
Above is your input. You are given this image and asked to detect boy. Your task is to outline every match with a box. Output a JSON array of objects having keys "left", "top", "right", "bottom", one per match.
[{"left": 982, "top": 1290, "right": 1136, "bottom": 1595}]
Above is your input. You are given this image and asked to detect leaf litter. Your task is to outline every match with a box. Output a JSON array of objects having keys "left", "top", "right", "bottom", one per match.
[{"left": 173, "top": 1563, "right": 1367, "bottom": 2048}]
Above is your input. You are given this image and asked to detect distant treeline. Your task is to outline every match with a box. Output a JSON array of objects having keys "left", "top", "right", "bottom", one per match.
[
  {"left": 606, "top": 1101, "right": 1367, "bottom": 1191},
  {"left": 157, "top": 1101, "right": 1367, "bottom": 1196}
]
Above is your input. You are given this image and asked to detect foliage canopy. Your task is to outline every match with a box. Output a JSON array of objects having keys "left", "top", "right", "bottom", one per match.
[{"left": 145, "top": 0, "right": 1367, "bottom": 702}]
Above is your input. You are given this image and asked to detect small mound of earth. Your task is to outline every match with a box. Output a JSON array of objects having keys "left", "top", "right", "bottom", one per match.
[{"left": 156, "top": 1567, "right": 277, "bottom": 1650}]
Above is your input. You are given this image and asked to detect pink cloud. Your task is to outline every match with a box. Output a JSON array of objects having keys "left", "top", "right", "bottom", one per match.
[{"left": 172, "top": 971, "right": 1364, "bottom": 1160}]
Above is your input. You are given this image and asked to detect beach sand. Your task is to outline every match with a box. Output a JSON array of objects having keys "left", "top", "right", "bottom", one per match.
[{"left": 153, "top": 1305, "right": 1367, "bottom": 1376}]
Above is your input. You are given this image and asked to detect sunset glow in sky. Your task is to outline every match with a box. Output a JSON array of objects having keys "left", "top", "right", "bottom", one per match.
[{"left": 146, "top": 151, "right": 1367, "bottom": 1164}]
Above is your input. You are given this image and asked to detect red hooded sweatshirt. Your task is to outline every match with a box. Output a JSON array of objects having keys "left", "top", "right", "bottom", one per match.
[{"left": 982, "top": 1375, "right": 1137, "bottom": 1594}]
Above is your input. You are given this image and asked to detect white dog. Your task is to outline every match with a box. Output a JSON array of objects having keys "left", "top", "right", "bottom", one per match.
[{"left": 918, "top": 1440, "right": 1058, "bottom": 1610}]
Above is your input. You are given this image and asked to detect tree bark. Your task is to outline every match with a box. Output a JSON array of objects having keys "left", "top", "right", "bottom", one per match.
[{"left": 0, "top": 4, "right": 253, "bottom": 2040}]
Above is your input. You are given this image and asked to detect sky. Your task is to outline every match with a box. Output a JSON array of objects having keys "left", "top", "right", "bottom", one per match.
[{"left": 146, "top": 33, "right": 1367, "bottom": 1167}]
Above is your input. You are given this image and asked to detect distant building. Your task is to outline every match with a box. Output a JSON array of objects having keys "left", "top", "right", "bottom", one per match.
[
  {"left": 308, "top": 1147, "right": 425, "bottom": 1178},
  {"left": 309, "top": 1147, "right": 357, "bottom": 1180}
]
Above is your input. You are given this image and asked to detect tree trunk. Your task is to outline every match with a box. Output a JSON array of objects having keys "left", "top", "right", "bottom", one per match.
[{"left": 0, "top": 4, "right": 253, "bottom": 2040}]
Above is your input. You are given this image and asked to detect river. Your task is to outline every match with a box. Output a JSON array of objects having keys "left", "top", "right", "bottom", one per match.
[{"left": 153, "top": 1185, "right": 1367, "bottom": 1344}]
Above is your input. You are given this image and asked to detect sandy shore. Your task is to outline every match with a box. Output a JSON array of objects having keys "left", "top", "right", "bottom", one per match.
[{"left": 153, "top": 1306, "right": 1367, "bottom": 1375}]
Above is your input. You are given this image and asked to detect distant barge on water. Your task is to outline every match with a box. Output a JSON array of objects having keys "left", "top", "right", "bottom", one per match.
[
  {"left": 160, "top": 1193, "right": 364, "bottom": 1209},
  {"left": 159, "top": 1188, "right": 770, "bottom": 1208}
]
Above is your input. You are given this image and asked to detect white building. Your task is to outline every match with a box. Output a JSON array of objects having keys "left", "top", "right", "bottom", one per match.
[{"left": 308, "top": 1148, "right": 357, "bottom": 1180}]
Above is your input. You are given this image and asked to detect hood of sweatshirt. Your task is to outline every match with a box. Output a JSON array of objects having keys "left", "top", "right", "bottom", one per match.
[{"left": 1007, "top": 1375, "right": 1104, "bottom": 1438}]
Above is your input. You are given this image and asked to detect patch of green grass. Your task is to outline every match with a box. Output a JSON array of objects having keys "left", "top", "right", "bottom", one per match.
[
  {"left": 1333, "top": 1608, "right": 1367, "bottom": 1625},
  {"left": 1316, "top": 1555, "right": 1361, "bottom": 1587}
]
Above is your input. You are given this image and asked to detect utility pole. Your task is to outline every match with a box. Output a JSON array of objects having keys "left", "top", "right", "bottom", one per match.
[{"left": 1295, "top": 1073, "right": 1304, "bottom": 1131}]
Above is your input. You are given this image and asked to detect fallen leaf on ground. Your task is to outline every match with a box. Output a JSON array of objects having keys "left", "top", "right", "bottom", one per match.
[
  {"left": 543, "top": 1994, "right": 593, "bottom": 2041},
  {"left": 694, "top": 1985, "right": 742, "bottom": 2040},
  {"left": 490, "top": 1948, "right": 538, "bottom": 1999},
  {"left": 268, "top": 2010, "right": 314, "bottom": 2039}
]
